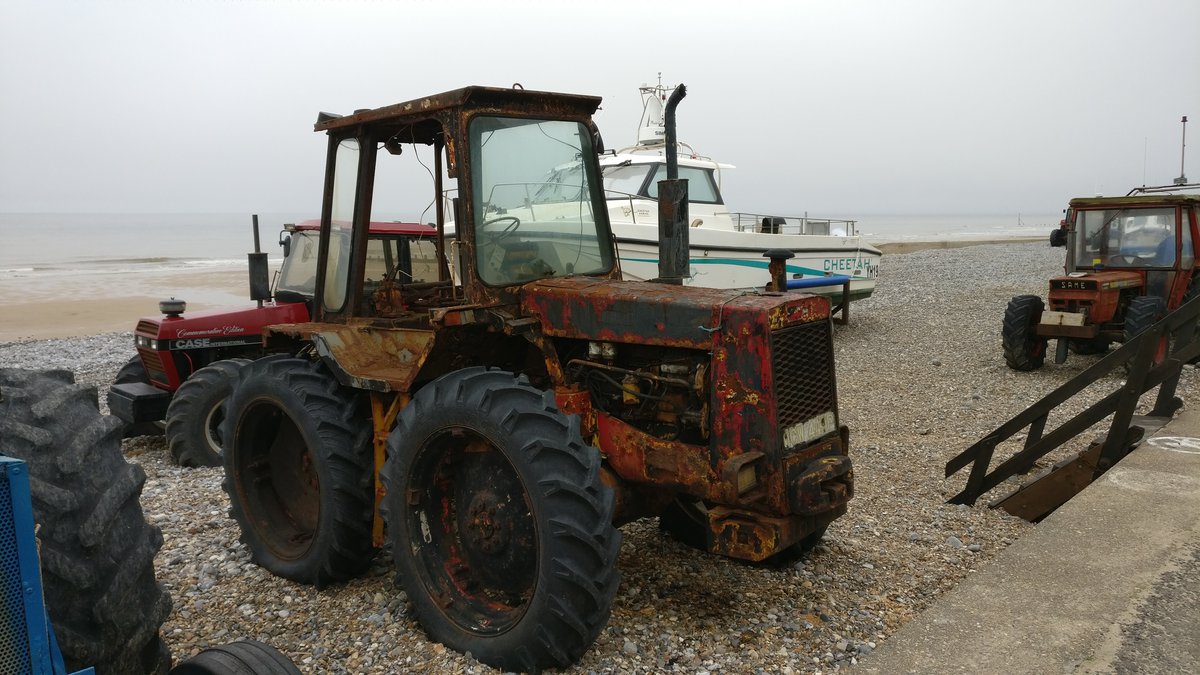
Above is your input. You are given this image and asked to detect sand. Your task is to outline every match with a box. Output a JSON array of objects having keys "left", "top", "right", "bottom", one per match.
[
  {"left": 0, "top": 268, "right": 251, "bottom": 342},
  {"left": 0, "top": 238, "right": 1041, "bottom": 343}
]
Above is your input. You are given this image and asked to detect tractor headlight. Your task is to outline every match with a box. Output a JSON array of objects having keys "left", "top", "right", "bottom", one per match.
[{"left": 737, "top": 464, "right": 758, "bottom": 494}]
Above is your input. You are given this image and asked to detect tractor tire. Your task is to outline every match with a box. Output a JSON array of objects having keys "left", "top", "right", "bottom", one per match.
[
  {"left": 659, "top": 496, "right": 825, "bottom": 567},
  {"left": 115, "top": 355, "right": 165, "bottom": 437},
  {"left": 0, "top": 368, "right": 172, "bottom": 675},
  {"left": 1002, "top": 295, "right": 1048, "bottom": 371},
  {"left": 165, "top": 358, "right": 251, "bottom": 467},
  {"left": 168, "top": 639, "right": 300, "bottom": 675},
  {"left": 381, "top": 367, "right": 621, "bottom": 672},
  {"left": 221, "top": 357, "right": 374, "bottom": 586},
  {"left": 1124, "top": 295, "right": 1168, "bottom": 367}
]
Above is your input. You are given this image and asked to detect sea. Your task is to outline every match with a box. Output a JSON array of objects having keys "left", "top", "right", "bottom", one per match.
[{"left": 0, "top": 211, "right": 1058, "bottom": 294}]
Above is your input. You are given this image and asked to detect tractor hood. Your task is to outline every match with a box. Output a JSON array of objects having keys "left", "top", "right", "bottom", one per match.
[
  {"left": 520, "top": 277, "right": 830, "bottom": 349},
  {"left": 1049, "top": 270, "right": 1143, "bottom": 293},
  {"left": 134, "top": 301, "right": 311, "bottom": 348}
]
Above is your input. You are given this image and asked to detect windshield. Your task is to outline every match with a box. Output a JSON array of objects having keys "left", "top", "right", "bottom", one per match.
[
  {"left": 601, "top": 162, "right": 723, "bottom": 204},
  {"left": 277, "top": 231, "right": 440, "bottom": 297},
  {"left": 470, "top": 116, "right": 612, "bottom": 286},
  {"left": 1074, "top": 207, "right": 1177, "bottom": 268}
]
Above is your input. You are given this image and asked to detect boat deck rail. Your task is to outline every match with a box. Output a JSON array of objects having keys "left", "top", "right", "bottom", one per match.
[
  {"left": 730, "top": 213, "right": 858, "bottom": 237},
  {"left": 603, "top": 192, "right": 859, "bottom": 237}
]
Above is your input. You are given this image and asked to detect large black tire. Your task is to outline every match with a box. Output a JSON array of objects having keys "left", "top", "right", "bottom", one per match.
[
  {"left": 221, "top": 357, "right": 374, "bottom": 586},
  {"left": 0, "top": 368, "right": 172, "bottom": 675},
  {"left": 1124, "top": 295, "right": 1168, "bottom": 366},
  {"left": 165, "top": 358, "right": 251, "bottom": 467},
  {"left": 168, "top": 639, "right": 300, "bottom": 675},
  {"left": 381, "top": 368, "right": 621, "bottom": 671},
  {"left": 1003, "top": 295, "right": 1048, "bottom": 371},
  {"left": 115, "top": 355, "right": 165, "bottom": 437}
]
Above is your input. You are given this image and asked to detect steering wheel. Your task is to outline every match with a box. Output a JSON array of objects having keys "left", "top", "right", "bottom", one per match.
[{"left": 482, "top": 215, "right": 521, "bottom": 241}]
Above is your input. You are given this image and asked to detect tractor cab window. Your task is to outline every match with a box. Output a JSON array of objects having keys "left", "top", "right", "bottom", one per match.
[
  {"left": 470, "top": 116, "right": 612, "bottom": 286},
  {"left": 277, "top": 231, "right": 320, "bottom": 295},
  {"left": 1074, "top": 207, "right": 1177, "bottom": 269},
  {"left": 322, "top": 139, "right": 360, "bottom": 313}
]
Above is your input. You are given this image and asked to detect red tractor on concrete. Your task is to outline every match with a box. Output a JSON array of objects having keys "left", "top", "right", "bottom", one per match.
[
  {"left": 1003, "top": 189, "right": 1200, "bottom": 370},
  {"left": 218, "top": 85, "right": 853, "bottom": 671},
  {"left": 107, "top": 219, "right": 439, "bottom": 466}
]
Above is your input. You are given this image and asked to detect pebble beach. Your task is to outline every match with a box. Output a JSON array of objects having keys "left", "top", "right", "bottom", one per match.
[{"left": 2, "top": 240, "right": 1193, "bottom": 674}]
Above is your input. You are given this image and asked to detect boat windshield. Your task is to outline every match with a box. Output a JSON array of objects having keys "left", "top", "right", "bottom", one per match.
[
  {"left": 1074, "top": 207, "right": 1177, "bottom": 268},
  {"left": 601, "top": 162, "right": 723, "bottom": 204},
  {"left": 470, "top": 116, "right": 612, "bottom": 286}
]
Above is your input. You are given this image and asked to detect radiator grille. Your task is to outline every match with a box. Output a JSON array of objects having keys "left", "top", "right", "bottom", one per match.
[
  {"left": 139, "top": 349, "right": 168, "bottom": 384},
  {"left": 771, "top": 320, "right": 838, "bottom": 428},
  {"left": 136, "top": 320, "right": 159, "bottom": 336},
  {"left": 1, "top": 465, "right": 32, "bottom": 674}
]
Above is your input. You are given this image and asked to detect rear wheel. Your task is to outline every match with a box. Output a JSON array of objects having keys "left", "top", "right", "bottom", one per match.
[
  {"left": 1003, "top": 295, "right": 1048, "bottom": 371},
  {"left": 221, "top": 357, "right": 374, "bottom": 586},
  {"left": 382, "top": 368, "right": 620, "bottom": 671},
  {"left": 1124, "top": 295, "right": 1168, "bottom": 365},
  {"left": 165, "top": 358, "right": 250, "bottom": 467},
  {"left": 0, "top": 368, "right": 172, "bottom": 675}
]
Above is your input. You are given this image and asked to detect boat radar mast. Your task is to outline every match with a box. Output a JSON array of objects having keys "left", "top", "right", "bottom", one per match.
[
  {"left": 635, "top": 74, "right": 671, "bottom": 147},
  {"left": 1175, "top": 115, "right": 1189, "bottom": 186}
]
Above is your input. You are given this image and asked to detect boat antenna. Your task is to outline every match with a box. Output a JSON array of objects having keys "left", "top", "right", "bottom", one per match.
[{"left": 1175, "top": 115, "right": 1189, "bottom": 185}]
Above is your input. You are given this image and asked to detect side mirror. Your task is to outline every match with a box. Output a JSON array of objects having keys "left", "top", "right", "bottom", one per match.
[
  {"left": 593, "top": 129, "right": 605, "bottom": 155},
  {"left": 280, "top": 233, "right": 292, "bottom": 257}
]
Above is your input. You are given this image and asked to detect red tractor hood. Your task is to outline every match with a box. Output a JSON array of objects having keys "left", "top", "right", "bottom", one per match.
[
  {"left": 135, "top": 300, "right": 311, "bottom": 346},
  {"left": 1049, "top": 270, "right": 1143, "bottom": 292},
  {"left": 521, "top": 277, "right": 830, "bottom": 349}
]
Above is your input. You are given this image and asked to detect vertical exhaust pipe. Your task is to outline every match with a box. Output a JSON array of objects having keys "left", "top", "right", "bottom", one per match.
[{"left": 656, "top": 84, "right": 689, "bottom": 284}]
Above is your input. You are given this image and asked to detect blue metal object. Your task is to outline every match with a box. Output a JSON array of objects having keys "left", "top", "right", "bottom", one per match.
[
  {"left": 0, "top": 455, "right": 95, "bottom": 675},
  {"left": 785, "top": 274, "right": 852, "bottom": 290}
]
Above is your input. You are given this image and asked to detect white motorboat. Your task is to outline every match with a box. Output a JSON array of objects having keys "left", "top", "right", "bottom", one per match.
[{"left": 599, "top": 80, "right": 880, "bottom": 301}]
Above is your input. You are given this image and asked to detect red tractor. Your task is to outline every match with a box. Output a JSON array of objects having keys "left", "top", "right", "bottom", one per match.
[
  {"left": 218, "top": 85, "right": 853, "bottom": 671},
  {"left": 107, "top": 219, "right": 439, "bottom": 466},
  {"left": 1003, "top": 190, "right": 1200, "bottom": 370}
]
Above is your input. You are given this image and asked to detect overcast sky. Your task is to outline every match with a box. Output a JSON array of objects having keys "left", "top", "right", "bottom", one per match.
[{"left": 1, "top": 0, "right": 1197, "bottom": 218}]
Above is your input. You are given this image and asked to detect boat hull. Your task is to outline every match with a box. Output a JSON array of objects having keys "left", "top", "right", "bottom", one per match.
[{"left": 610, "top": 222, "right": 880, "bottom": 300}]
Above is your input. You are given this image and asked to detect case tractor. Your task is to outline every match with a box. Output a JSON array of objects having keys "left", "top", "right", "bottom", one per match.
[
  {"left": 107, "top": 219, "right": 439, "bottom": 466},
  {"left": 218, "top": 86, "right": 853, "bottom": 670},
  {"left": 1003, "top": 191, "right": 1200, "bottom": 370}
]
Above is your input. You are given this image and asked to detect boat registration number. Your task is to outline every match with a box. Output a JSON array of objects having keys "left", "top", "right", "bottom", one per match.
[{"left": 783, "top": 411, "right": 836, "bottom": 448}]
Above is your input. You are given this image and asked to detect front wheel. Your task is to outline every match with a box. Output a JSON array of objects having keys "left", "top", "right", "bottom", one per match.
[
  {"left": 221, "top": 357, "right": 374, "bottom": 586},
  {"left": 381, "top": 368, "right": 620, "bottom": 672},
  {"left": 165, "top": 358, "right": 250, "bottom": 467},
  {"left": 1002, "top": 295, "right": 1048, "bottom": 371}
]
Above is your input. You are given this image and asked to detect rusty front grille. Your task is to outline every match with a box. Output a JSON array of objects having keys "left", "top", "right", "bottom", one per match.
[{"left": 771, "top": 320, "right": 837, "bottom": 428}]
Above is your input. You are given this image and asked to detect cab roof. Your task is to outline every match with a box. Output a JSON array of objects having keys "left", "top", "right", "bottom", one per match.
[
  {"left": 313, "top": 86, "right": 603, "bottom": 140},
  {"left": 1069, "top": 194, "right": 1200, "bottom": 208}
]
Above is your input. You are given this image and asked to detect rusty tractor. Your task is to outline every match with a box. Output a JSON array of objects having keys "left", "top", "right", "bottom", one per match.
[
  {"left": 219, "top": 86, "right": 853, "bottom": 671},
  {"left": 1004, "top": 190, "right": 1200, "bottom": 370}
]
